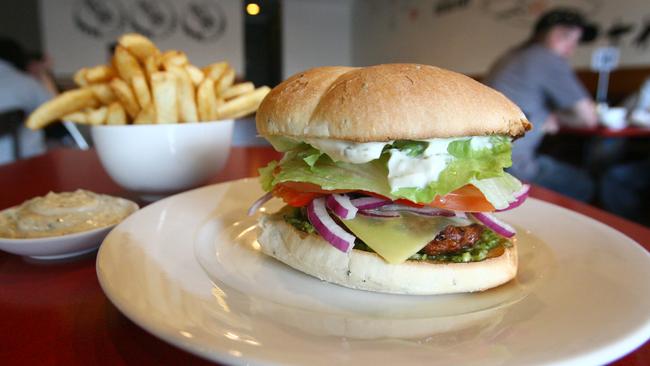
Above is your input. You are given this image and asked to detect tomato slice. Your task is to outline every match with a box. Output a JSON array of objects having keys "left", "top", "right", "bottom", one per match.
[
  {"left": 273, "top": 184, "right": 321, "bottom": 207},
  {"left": 427, "top": 185, "right": 495, "bottom": 212},
  {"left": 363, "top": 186, "right": 494, "bottom": 212},
  {"left": 273, "top": 182, "right": 494, "bottom": 212}
]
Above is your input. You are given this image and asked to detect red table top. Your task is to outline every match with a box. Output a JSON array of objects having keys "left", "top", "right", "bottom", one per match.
[
  {"left": 1, "top": 147, "right": 648, "bottom": 365},
  {"left": 559, "top": 125, "right": 650, "bottom": 137}
]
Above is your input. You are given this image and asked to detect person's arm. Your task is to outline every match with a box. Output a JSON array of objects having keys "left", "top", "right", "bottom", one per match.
[
  {"left": 556, "top": 98, "right": 598, "bottom": 128},
  {"left": 26, "top": 56, "right": 58, "bottom": 96},
  {"left": 541, "top": 53, "right": 597, "bottom": 128}
]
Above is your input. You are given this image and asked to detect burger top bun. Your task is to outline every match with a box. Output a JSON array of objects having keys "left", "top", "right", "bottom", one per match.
[{"left": 256, "top": 64, "right": 532, "bottom": 142}]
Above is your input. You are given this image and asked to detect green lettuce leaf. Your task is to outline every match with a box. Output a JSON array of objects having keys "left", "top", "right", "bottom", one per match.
[
  {"left": 258, "top": 161, "right": 278, "bottom": 191},
  {"left": 470, "top": 173, "right": 522, "bottom": 210},
  {"left": 260, "top": 136, "right": 517, "bottom": 207},
  {"left": 272, "top": 152, "right": 394, "bottom": 197},
  {"left": 390, "top": 140, "right": 428, "bottom": 157},
  {"left": 391, "top": 136, "right": 513, "bottom": 202}
]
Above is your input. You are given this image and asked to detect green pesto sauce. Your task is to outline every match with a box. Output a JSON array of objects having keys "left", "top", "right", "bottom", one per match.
[
  {"left": 283, "top": 207, "right": 316, "bottom": 234},
  {"left": 281, "top": 207, "right": 509, "bottom": 263}
]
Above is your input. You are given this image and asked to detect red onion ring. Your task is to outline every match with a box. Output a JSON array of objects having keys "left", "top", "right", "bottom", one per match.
[
  {"left": 247, "top": 191, "right": 274, "bottom": 216},
  {"left": 358, "top": 209, "right": 400, "bottom": 218},
  {"left": 326, "top": 194, "right": 358, "bottom": 220},
  {"left": 350, "top": 196, "right": 391, "bottom": 210},
  {"left": 496, "top": 184, "right": 530, "bottom": 212},
  {"left": 470, "top": 212, "right": 516, "bottom": 238},
  {"left": 379, "top": 204, "right": 457, "bottom": 217},
  {"left": 307, "top": 197, "right": 355, "bottom": 253}
]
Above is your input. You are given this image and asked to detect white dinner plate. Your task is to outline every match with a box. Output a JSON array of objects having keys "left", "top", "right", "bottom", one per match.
[{"left": 97, "top": 178, "right": 650, "bottom": 366}]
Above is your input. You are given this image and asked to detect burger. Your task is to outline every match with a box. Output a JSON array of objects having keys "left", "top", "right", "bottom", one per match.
[{"left": 249, "top": 64, "right": 532, "bottom": 295}]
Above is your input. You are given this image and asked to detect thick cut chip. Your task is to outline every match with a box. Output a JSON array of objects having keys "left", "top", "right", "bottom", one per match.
[
  {"left": 132, "top": 74, "right": 152, "bottom": 108},
  {"left": 73, "top": 68, "right": 88, "bottom": 87},
  {"left": 87, "top": 106, "right": 108, "bottom": 125},
  {"left": 26, "top": 88, "right": 98, "bottom": 129},
  {"left": 203, "top": 61, "right": 229, "bottom": 81},
  {"left": 221, "top": 82, "right": 254, "bottom": 100},
  {"left": 110, "top": 79, "right": 140, "bottom": 118},
  {"left": 151, "top": 72, "right": 178, "bottom": 124},
  {"left": 118, "top": 33, "right": 159, "bottom": 62},
  {"left": 185, "top": 64, "right": 204, "bottom": 86},
  {"left": 106, "top": 102, "right": 127, "bottom": 125},
  {"left": 160, "top": 50, "right": 188, "bottom": 69},
  {"left": 134, "top": 104, "right": 156, "bottom": 124},
  {"left": 217, "top": 86, "right": 270, "bottom": 119},
  {"left": 197, "top": 78, "right": 220, "bottom": 121},
  {"left": 144, "top": 55, "right": 160, "bottom": 81},
  {"left": 167, "top": 65, "right": 198, "bottom": 122},
  {"left": 85, "top": 65, "right": 115, "bottom": 83},
  {"left": 215, "top": 67, "right": 235, "bottom": 95},
  {"left": 113, "top": 45, "right": 144, "bottom": 83},
  {"left": 90, "top": 83, "right": 116, "bottom": 104},
  {"left": 62, "top": 111, "right": 89, "bottom": 124}
]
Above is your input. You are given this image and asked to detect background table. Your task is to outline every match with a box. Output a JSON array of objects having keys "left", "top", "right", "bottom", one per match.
[
  {"left": 559, "top": 125, "right": 650, "bottom": 138},
  {"left": 1, "top": 147, "right": 648, "bottom": 365}
]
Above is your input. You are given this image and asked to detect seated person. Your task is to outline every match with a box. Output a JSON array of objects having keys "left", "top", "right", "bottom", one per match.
[
  {"left": 485, "top": 9, "right": 598, "bottom": 202},
  {"left": 0, "top": 38, "right": 53, "bottom": 165}
]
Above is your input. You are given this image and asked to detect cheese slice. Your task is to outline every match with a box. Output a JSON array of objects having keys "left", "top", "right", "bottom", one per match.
[{"left": 341, "top": 213, "right": 471, "bottom": 264}]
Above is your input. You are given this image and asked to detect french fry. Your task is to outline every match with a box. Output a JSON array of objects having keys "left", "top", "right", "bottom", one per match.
[
  {"left": 185, "top": 64, "right": 204, "bottom": 86},
  {"left": 87, "top": 106, "right": 108, "bottom": 125},
  {"left": 110, "top": 79, "right": 140, "bottom": 119},
  {"left": 26, "top": 88, "right": 98, "bottom": 129},
  {"left": 85, "top": 65, "right": 115, "bottom": 84},
  {"left": 221, "top": 82, "right": 254, "bottom": 100},
  {"left": 118, "top": 33, "right": 159, "bottom": 62},
  {"left": 106, "top": 102, "right": 127, "bottom": 125},
  {"left": 160, "top": 50, "right": 188, "bottom": 69},
  {"left": 62, "top": 111, "right": 89, "bottom": 124},
  {"left": 113, "top": 45, "right": 144, "bottom": 83},
  {"left": 90, "top": 83, "right": 116, "bottom": 104},
  {"left": 167, "top": 65, "right": 198, "bottom": 122},
  {"left": 215, "top": 67, "right": 235, "bottom": 95},
  {"left": 197, "top": 78, "right": 220, "bottom": 121},
  {"left": 216, "top": 86, "right": 270, "bottom": 119},
  {"left": 203, "top": 61, "right": 229, "bottom": 81},
  {"left": 134, "top": 103, "right": 155, "bottom": 124},
  {"left": 144, "top": 55, "right": 160, "bottom": 81},
  {"left": 132, "top": 74, "right": 152, "bottom": 109},
  {"left": 73, "top": 68, "right": 88, "bottom": 87},
  {"left": 151, "top": 72, "right": 178, "bottom": 124}
]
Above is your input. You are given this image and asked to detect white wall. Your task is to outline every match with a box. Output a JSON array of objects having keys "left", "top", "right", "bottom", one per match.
[
  {"left": 282, "top": 0, "right": 353, "bottom": 78},
  {"left": 353, "top": 0, "right": 650, "bottom": 75},
  {"left": 40, "top": 0, "right": 243, "bottom": 76}
]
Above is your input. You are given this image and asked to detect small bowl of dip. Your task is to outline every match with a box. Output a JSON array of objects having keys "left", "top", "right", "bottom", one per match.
[{"left": 0, "top": 190, "right": 138, "bottom": 259}]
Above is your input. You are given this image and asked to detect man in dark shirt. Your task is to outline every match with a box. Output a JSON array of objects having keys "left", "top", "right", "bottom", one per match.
[{"left": 485, "top": 9, "right": 598, "bottom": 201}]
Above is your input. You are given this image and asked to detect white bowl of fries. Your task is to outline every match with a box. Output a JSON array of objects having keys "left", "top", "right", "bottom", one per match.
[
  {"left": 92, "top": 119, "right": 234, "bottom": 198},
  {"left": 24, "top": 33, "right": 271, "bottom": 199}
]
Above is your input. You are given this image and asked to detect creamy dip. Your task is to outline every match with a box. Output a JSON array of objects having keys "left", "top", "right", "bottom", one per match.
[{"left": 0, "top": 190, "right": 138, "bottom": 239}]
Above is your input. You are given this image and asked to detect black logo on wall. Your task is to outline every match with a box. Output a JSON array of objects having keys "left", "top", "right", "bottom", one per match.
[
  {"left": 73, "top": 0, "right": 126, "bottom": 38},
  {"left": 72, "top": 0, "right": 227, "bottom": 43},
  {"left": 128, "top": 0, "right": 177, "bottom": 39},
  {"left": 182, "top": 0, "right": 227, "bottom": 42}
]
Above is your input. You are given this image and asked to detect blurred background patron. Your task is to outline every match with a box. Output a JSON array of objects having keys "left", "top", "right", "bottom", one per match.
[
  {"left": 0, "top": 37, "right": 53, "bottom": 165},
  {"left": 486, "top": 9, "right": 599, "bottom": 202}
]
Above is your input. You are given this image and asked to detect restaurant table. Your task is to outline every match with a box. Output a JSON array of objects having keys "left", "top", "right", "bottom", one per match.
[
  {"left": 1, "top": 147, "right": 649, "bottom": 366},
  {"left": 559, "top": 125, "right": 650, "bottom": 138}
]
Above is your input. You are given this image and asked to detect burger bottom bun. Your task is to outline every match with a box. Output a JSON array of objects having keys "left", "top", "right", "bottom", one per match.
[{"left": 257, "top": 213, "right": 518, "bottom": 295}]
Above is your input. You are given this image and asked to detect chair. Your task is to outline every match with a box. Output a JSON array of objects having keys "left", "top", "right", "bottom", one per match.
[{"left": 0, "top": 109, "right": 25, "bottom": 160}]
